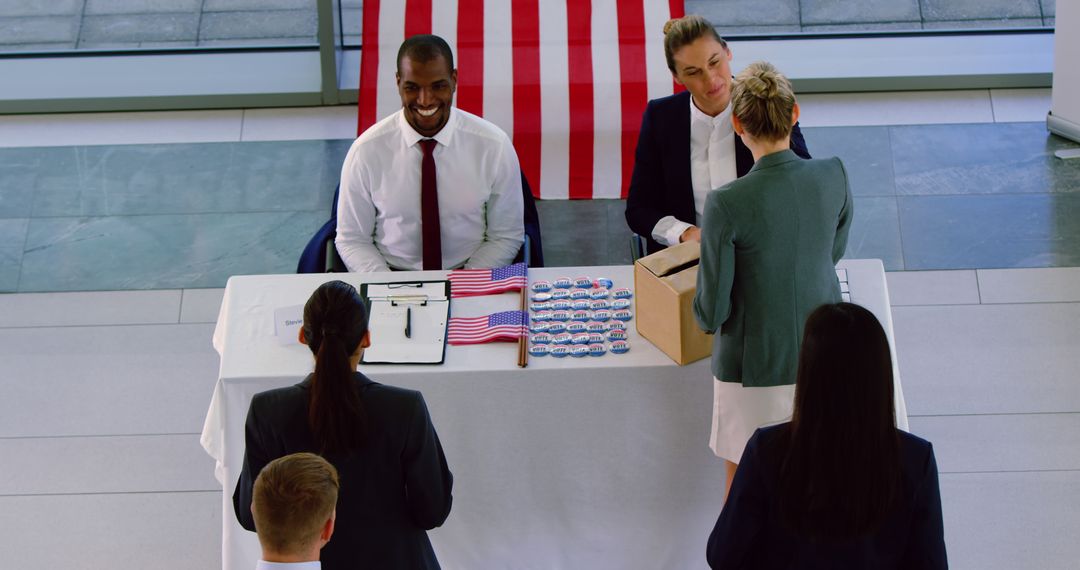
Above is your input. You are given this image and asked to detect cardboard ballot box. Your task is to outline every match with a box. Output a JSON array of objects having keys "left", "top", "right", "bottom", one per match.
[{"left": 633, "top": 241, "right": 713, "bottom": 365}]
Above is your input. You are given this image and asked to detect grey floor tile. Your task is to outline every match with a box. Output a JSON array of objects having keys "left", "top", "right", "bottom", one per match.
[
  {"left": 893, "top": 303, "right": 1080, "bottom": 415},
  {"left": 801, "top": 126, "right": 896, "bottom": 196},
  {"left": 977, "top": 267, "right": 1080, "bottom": 304},
  {"left": 910, "top": 413, "right": 1080, "bottom": 473},
  {"left": 891, "top": 123, "right": 1080, "bottom": 196},
  {"left": 0, "top": 434, "right": 216, "bottom": 494},
  {"left": 1042, "top": 0, "right": 1055, "bottom": 17},
  {"left": 180, "top": 287, "right": 225, "bottom": 323},
  {"left": 0, "top": 218, "right": 29, "bottom": 292},
  {"left": 801, "top": 22, "right": 921, "bottom": 32},
  {"left": 18, "top": 211, "right": 326, "bottom": 291},
  {"left": 342, "top": 7, "right": 362, "bottom": 35},
  {"left": 0, "top": 0, "right": 82, "bottom": 17},
  {"left": 898, "top": 194, "right": 1080, "bottom": 270},
  {"left": 604, "top": 199, "right": 635, "bottom": 266},
  {"left": 83, "top": 0, "right": 200, "bottom": 15},
  {"left": 844, "top": 196, "right": 904, "bottom": 270},
  {"left": 686, "top": 0, "right": 800, "bottom": 26},
  {"left": 0, "top": 492, "right": 221, "bottom": 570},
  {"left": 923, "top": 18, "right": 1045, "bottom": 29},
  {"left": 885, "top": 270, "right": 979, "bottom": 306},
  {"left": 204, "top": 0, "right": 310, "bottom": 9},
  {"left": 940, "top": 471, "right": 1080, "bottom": 570},
  {"left": 920, "top": 0, "right": 1042, "bottom": 20},
  {"left": 0, "top": 146, "right": 82, "bottom": 218},
  {"left": 801, "top": 0, "right": 920, "bottom": 24},
  {"left": 0, "top": 289, "right": 181, "bottom": 327},
  {"left": 197, "top": 36, "right": 316, "bottom": 47},
  {"left": 715, "top": 24, "right": 802, "bottom": 36},
  {"left": 0, "top": 15, "right": 80, "bottom": 43},
  {"left": 0, "top": 323, "right": 219, "bottom": 437},
  {"left": 536, "top": 199, "right": 615, "bottom": 267},
  {"left": 79, "top": 13, "right": 198, "bottom": 44},
  {"left": 0, "top": 41, "right": 77, "bottom": 52},
  {"left": 199, "top": 9, "right": 316, "bottom": 41}
]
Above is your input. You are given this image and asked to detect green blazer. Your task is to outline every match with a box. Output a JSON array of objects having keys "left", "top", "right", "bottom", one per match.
[{"left": 693, "top": 150, "right": 852, "bottom": 387}]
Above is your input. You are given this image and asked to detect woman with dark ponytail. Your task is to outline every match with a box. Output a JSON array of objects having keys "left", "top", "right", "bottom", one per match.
[
  {"left": 706, "top": 303, "right": 947, "bottom": 569},
  {"left": 234, "top": 280, "right": 453, "bottom": 569}
]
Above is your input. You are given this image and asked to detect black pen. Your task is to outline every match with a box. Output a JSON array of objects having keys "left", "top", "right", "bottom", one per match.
[{"left": 405, "top": 306, "right": 412, "bottom": 339}]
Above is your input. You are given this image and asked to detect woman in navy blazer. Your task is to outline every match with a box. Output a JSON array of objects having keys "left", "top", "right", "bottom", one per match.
[
  {"left": 625, "top": 15, "right": 810, "bottom": 256},
  {"left": 707, "top": 303, "right": 948, "bottom": 569},
  {"left": 233, "top": 280, "right": 453, "bottom": 570}
]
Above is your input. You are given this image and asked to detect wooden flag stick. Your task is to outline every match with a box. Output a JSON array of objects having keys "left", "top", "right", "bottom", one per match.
[{"left": 517, "top": 280, "right": 528, "bottom": 368}]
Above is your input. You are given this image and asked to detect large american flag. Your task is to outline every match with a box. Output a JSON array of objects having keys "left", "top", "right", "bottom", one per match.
[
  {"left": 448, "top": 262, "right": 527, "bottom": 297},
  {"left": 357, "top": 0, "right": 685, "bottom": 200},
  {"left": 447, "top": 310, "right": 529, "bottom": 344}
]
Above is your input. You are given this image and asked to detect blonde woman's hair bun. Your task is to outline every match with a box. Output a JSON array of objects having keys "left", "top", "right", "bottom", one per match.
[
  {"left": 731, "top": 61, "right": 796, "bottom": 142},
  {"left": 743, "top": 68, "right": 779, "bottom": 100},
  {"left": 663, "top": 18, "right": 679, "bottom": 36}
]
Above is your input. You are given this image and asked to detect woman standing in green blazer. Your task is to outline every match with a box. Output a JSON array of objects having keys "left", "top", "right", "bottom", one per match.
[{"left": 693, "top": 62, "right": 853, "bottom": 497}]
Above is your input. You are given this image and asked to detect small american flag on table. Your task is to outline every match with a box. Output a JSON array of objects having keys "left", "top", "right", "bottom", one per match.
[
  {"left": 447, "top": 310, "right": 528, "bottom": 345},
  {"left": 448, "top": 262, "right": 527, "bottom": 298}
]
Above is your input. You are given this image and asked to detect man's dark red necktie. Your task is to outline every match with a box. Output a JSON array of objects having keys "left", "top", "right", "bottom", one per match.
[{"left": 419, "top": 139, "right": 441, "bottom": 270}]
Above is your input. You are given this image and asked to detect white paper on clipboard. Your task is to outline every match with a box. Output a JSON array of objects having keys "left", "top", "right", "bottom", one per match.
[{"left": 361, "top": 281, "right": 449, "bottom": 365}]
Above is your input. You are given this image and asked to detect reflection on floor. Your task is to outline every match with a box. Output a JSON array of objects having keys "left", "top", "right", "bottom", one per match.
[{"left": 1, "top": 89, "right": 1079, "bottom": 569}]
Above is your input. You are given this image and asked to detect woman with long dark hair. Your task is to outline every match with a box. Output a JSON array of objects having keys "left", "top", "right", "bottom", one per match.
[
  {"left": 234, "top": 280, "right": 453, "bottom": 569},
  {"left": 706, "top": 303, "right": 947, "bottom": 569}
]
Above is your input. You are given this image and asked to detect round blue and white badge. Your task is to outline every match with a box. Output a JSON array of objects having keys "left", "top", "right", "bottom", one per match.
[
  {"left": 612, "top": 309, "right": 633, "bottom": 322},
  {"left": 532, "top": 310, "right": 553, "bottom": 322},
  {"left": 529, "top": 321, "right": 551, "bottom": 333},
  {"left": 585, "top": 321, "right": 607, "bottom": 333},
  {"left": 529, "top": 344, "right": 550, "bottom": 357},
  {"left": 530, "top": 301, "right": 552, "bottom": 312},
  {"left": 570, "top": 345, "right": 590, "bottom": 357},
  {"left": 588, "top": 343, "right": 607, "bottom": 356},
  {"left": 571, "top": 299, "right": 591, "bottom": 311},
  {"left": 531, "top": 332, "right": 553, "bottom": 344},
  {"left": 590, "top": 299, "right": 611, "bottom": 311},
  {"left": 550, "top": 289, "right": 571, "bottom": 300},
  {"left": 589, "top": 288, "right": 610, "bottom": 300},
  {"left": 592, "top": 309, "right": 611, "bottom": 322},
  {"left": 588, "top": 332, "right": 605, "bottom": 344},
  {"left": 569, "top": 289, "right": 590, "bottom": 300},
  {"left": 606, "top": 329, "right": 628, "bottom": 341},
  {"left": 565, "top": 322, "right": 587, "bottom": 334},
  {"left": 593, "top": 277, "right": 614, "bottom": 289},
  {"left": 571, "top": 333, "right": 591, "bottom": 345},
  {"left": 552, "top": 333, "right": 573, "bottom": 345},
  {"left": 612, "top": 298, "right": 632, "bottom": 310},
  {"left": 530, "top": 292, "right": 552, "bottom": 302},
  {"left": 553, "top": 277, "right": 573, "bottom": 289},
  {"left": 546, "top": 322, "right": 567, "bottom": 333},
  {"left": 551, "top": 300, "right": 572, "bottom": 311},
  {"left": 550, "top": 345, "right": 570, "bottom": 358},
  {"left": 571, "top": 310, "right": 591, "bottom": 322},
  {"left": 530, "top": 280, "right": 553, "bottom": 293},
  {"left": 573, "top": 276, "right": 594, "bottom": 289},
  {"left": 611, "top": 287, "right": 633, "bottom": 299},
  {"left": 610, "top": 340, "right": 631, "bottom": 354}
]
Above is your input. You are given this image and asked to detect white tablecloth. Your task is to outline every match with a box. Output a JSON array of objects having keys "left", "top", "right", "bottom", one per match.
[{"left": 201, "top": 260, "right": 906, "bottom": 570}]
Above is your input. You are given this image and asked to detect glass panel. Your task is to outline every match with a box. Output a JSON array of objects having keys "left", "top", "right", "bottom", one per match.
[{"left": 0, "top": 0, "right": 319, "bottom": 54}]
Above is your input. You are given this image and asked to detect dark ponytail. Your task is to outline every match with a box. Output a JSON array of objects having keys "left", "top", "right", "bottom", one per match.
[{"left": 302, "top": 280, "right": 370, "bottom": 455}]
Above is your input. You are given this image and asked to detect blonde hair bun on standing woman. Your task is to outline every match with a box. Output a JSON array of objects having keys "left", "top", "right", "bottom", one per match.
[{"left": 731, "top": 61, "right": 796, "bottom": 142}]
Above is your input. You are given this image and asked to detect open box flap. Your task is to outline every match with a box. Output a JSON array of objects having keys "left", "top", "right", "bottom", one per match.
[{"left": 636, "top": 240, "right": 701, "bottom": 278}]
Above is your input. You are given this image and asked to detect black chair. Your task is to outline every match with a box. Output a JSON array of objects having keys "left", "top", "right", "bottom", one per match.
[{"left": 298, "top": 172, "right": 543, "bottom": 273}]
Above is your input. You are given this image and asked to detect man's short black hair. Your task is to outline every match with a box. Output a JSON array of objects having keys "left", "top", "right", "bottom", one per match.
[{"left": 396, "top": 34, "right": 455, "bottom": 74}]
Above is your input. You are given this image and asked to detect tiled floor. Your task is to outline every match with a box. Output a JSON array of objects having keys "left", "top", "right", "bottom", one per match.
[
  {"left": 0, "top": 0, "right": 1056, "bottom": 53},
  {"left": 1, "top": 88, "right": 1079, "bottom": 568}
]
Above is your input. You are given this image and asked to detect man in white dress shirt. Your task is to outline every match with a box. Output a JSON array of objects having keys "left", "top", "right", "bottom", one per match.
[
  {"left": 336, "top": 34, "right": 524, "bottom": 272},
  {"left": 251, "top": 453, "right": 338, "bottom": 569}
]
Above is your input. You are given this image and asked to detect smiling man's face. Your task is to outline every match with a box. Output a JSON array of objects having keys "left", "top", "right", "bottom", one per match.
[{"left": 397, "top": 54, "right": 457, "bottom": 137}]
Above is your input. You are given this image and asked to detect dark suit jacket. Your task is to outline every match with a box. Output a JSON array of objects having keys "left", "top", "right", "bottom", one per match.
[
  {"left": 233, "top": 372, "right": 453, "bottom": 570},
  {"left": 707, "top": 424, "right": 948, "bottom": 570},
  {"left": 625, "top": 90, "right": 811, "bottom": 255}
]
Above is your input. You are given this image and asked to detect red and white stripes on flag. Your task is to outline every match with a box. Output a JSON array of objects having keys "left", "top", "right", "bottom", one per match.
[
  {"left": 447, "top": 310, "right": 529, "bottom": 344},
  {"left": 358, "top": 0, "right": 686, "bottom": 200}
]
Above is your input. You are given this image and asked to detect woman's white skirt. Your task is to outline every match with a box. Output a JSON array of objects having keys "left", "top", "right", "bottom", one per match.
[{"left": 709, "top": 377, "right": 797, "bottom": 463}]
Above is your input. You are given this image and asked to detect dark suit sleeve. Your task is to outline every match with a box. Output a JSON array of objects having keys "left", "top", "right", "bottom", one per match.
[
  {"left": 790, "top": 121, "right": 811, "bottom": 159},
  {"left": 402, "top": 393, "right": 454, "bottom": 529},
  {"left": 232, "top": 396, "right": 275, "bottom": 532},
  {"left": 707, "top": 430, "right": 767, "bottom": 568},
  {"left": 902, "top": 443, "right": 949, "bottom": 569},
  {"left": 625, "top": 102, "right": 669, "bottom": 239},
  {"left": 694, "top": 192, "right": 736, "bottom": 334},
  {"left": 832, "top": 158, "right": 853, "bottom": 264}
]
